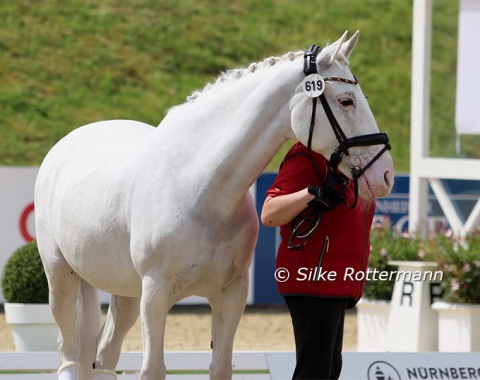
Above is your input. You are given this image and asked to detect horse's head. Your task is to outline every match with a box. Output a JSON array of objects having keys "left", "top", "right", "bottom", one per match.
[{"left": 290, "top": 31, "right": 394, "bottom": 200}]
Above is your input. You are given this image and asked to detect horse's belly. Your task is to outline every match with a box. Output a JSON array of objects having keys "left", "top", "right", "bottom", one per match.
[
  {"left": 50, "top": 179, "right": 142, "bottom": 297},
  {"left": 64, "top": 237, "right": 142, "bottom": 297}
]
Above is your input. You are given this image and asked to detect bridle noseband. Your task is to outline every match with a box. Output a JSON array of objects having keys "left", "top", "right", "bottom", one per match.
[{"left": 303, "top": 44, "right": 391, "bottom": 207}]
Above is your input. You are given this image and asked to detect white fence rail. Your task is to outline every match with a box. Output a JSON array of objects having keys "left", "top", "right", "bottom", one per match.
[
  {"left": 0, "top": 351, "right": 295, "bottom": 380},
  {"left": 1, "top": 351, "right": 480, "bottom": 380}
]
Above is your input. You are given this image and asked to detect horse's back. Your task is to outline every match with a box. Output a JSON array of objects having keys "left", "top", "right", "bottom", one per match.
[
  {"left": 35, "top": 120, "right": 154, "bottom": 295},
  {"left": 40, "top": 119, "right": 153, "bottom": 162},
  {"left": 36, "top": 119, "right": 154, "bottom": 209}
]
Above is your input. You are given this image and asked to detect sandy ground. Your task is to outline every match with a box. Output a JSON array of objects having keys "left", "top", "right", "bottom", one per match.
[{"left": 0, "top": 304, "right": 357, "bottom": 352}]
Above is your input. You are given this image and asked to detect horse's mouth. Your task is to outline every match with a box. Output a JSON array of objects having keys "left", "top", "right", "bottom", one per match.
[
  {"left": 359, "top": 172, "right": 393, "bottom": 200},
  {"left": 359, "top": 176, "right": 376, "bottom": 200}
]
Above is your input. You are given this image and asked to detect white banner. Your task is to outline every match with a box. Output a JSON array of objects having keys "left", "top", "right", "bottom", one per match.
[
  {"left": 456, "top": 0, "right": 480, "bottom": 135},
  {"left": 0, "top": 167, "right": 38, "bottom": 303}
]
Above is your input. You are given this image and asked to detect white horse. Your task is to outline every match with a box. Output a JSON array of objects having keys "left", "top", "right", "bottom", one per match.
[{"left": 35, "top": 31, "right": 394, "bottom": 380}]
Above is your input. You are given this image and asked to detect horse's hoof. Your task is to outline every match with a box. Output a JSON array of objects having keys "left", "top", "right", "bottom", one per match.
[
  {"left": 58, "top": 361, "right": 80, "bottom": 380},
  {"left": 93, "top": 368, "right": 118, "bottom": 380}
]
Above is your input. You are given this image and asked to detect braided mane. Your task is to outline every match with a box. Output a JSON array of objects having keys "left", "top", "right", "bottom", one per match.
[
  {"left": 185, "top": 43, "right": 350, "bottom": 103},
  {"left": 186, "top": 50, "right": 304, "bottom": 102}
]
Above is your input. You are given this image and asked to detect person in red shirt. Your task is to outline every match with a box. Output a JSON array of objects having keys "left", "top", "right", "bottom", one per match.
[{"left": 261, "top": 141, "right": 375, "bottom": 380}]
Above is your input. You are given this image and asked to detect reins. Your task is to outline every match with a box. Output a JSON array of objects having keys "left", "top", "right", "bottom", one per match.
[{"left": 287, "top": 151, "right": 350, "bottom": 250}]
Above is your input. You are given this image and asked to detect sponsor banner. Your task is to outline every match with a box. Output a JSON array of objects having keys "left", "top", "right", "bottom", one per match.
[
  {"left": 341, "top": 352, "right": 480, "bottom": 380},
  {"left": 268, "top": 352, "right": 480, "bottom": 380},
  {"left": 373, "top": 175, "right": 480, "bottom": 232}
]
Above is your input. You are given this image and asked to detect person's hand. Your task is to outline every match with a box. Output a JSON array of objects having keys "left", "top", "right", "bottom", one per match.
[{"left": 307, "top": 186, "right": 340, "bottom": 210}]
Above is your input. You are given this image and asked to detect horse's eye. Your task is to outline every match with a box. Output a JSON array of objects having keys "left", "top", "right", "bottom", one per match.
[{"left": 339, "top": 98, "right": 354, "bottom": 107}]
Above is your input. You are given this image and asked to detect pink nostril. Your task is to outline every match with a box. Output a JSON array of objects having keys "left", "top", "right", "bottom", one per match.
[{"left": 384, "top": 171, "right": 392, "bottom": 187}]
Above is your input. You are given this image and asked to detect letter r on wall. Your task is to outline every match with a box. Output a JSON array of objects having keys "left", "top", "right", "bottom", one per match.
[{"left": 400, "top": 281, "right": 414, "bottom": 306}]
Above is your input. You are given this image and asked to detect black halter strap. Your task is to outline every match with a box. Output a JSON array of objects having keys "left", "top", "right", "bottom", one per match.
[
  {"left": 304, "top": 45, "right": 323, "bottom": 151},
  {"left": 302, "top": 44, "right": 391, "bottom": 208},
  {"left": 304, "top": 45, "right": 322, "bottom": 76}
]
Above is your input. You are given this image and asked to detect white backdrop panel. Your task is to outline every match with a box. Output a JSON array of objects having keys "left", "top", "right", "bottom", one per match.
[{"left": 455, "top": 0, "right": 480, "bottom": 134}]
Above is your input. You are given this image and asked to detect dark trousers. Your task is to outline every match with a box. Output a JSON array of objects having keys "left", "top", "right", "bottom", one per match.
[{"left": 284, "top": 296, "right": 348, "bottom": 380}]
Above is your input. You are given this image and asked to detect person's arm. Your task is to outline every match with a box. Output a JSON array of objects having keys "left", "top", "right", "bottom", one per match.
[{"left": 260, "top": 188, "right": 315, "bottom": 228}]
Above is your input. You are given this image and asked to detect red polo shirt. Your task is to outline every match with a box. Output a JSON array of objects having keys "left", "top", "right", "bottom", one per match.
[{"left": 266, "top": 142, "right": 375, "bottom": 301}]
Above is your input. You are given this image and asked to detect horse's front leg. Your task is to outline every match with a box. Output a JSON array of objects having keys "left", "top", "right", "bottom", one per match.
[
  {"left": 94, "top": 295, "right": 140, "bottom": 379},
  {"left": 208, "top": 275, "right": 249, "bottom": 380},
  {"left": 139, "top": 276, "right": 173, "bottom": 380}
]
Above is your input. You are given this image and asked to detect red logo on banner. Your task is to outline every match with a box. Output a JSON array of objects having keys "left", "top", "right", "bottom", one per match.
[{"left": 19, "top": 202, "right": 35, "bottom": 242}]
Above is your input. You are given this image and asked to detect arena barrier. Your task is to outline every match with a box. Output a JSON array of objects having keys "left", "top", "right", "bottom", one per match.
[
  {"left": 1, "top": 351, "right": 480, "bottom": 379},
  {"left": 0, "top": 351, "right": 290, "bottom": 379}
]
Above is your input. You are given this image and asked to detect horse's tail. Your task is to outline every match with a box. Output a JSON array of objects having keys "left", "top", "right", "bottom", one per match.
[{"left": 77, "top": 279, "right": 101, "bottom": 379}]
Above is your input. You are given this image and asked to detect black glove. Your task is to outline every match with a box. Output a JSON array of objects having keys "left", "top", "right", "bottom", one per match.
[{"left": 307, "top": 185, "right": 340, "bottom": 210}]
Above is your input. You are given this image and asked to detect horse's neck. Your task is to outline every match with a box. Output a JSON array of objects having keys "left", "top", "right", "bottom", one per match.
[{"left": 157, "top": 62, "right": 300, "bottom": 213}]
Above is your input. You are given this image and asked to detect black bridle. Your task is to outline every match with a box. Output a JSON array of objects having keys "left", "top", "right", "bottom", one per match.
[
  {"left": 303, "top": 44, "right": 391, "bottom": 208},
  {"left": 287, "top": 45, "right": 392, "bottom": 250}
]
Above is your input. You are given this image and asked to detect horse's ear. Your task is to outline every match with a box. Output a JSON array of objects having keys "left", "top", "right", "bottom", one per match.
[
  {"left": 340, "top": 30, "right": 360, "bottom": 60},
  {"left": 318, "top": 31, "right": 348, "bottom": 67}
]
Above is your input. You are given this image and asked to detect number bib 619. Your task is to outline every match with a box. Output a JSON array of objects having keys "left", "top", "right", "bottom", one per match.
[{"left": 302, "top": 74, "right": 325, "bottom": 97}]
